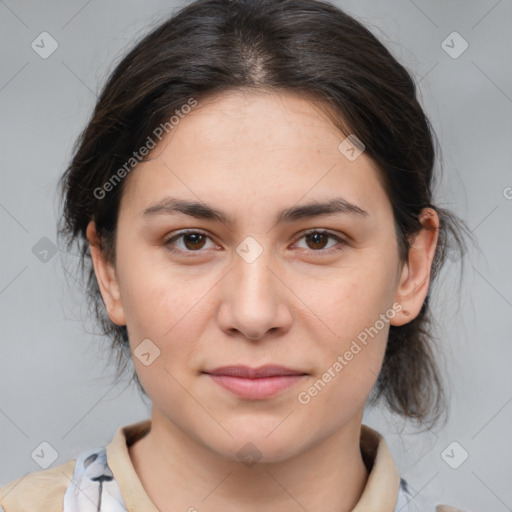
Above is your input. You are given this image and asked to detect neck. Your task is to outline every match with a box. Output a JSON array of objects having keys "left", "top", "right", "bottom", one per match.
[{"left": 129, "top": 407, "right": 369, "bottom": 512}]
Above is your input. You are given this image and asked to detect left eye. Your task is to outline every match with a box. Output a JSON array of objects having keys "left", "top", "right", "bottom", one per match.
[
  {"left": 294, "top": 230, "right": 346, "bottom": 253},
  {"left": 163, "top": 229, "right": 346, "bottom": 255}
]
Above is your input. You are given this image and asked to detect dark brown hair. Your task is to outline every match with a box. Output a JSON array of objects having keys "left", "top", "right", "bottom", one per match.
[{"left": 57, "top": 0, "right": 472, "bottom": 426}]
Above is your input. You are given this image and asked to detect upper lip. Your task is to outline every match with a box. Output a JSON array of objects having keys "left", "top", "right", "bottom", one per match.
[{"left": 205, "top": 365, "right": 306, "bottom": 378}]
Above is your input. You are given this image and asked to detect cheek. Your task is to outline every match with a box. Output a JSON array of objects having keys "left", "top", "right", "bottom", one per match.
[
  {"left": 290, "top": 254, "right": 396, "bottom": 398},
  {"left": 292, "top": 257, "right": 397, "bottom": 341},
  {"left": 120, "top": 268, "right": 207, "bottom": 405},
  {"left": 114, "top": 252, "right": 210, "bottom": 387},
  {"left": 297, "top": 324, "right": 389, "bottom": 425},
  {"left": 116, "top": 240, "right": 205, "bottom": 333}
]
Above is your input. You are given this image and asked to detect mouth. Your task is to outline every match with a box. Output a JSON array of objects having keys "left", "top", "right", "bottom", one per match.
[{"left": 203, "top": 365, "right": 308, "bottom": 400}]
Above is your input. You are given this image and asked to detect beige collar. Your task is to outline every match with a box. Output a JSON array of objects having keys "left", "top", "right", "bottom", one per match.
[{"left": 107, "top": 419, "right": 401, "bottom": 511}]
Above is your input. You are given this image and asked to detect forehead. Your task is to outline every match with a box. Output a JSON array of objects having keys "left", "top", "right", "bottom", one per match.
[
  {"left": 166, "top": 89, "right": 346, "bottom": 154},
  {"left": 119, "top": 89, "right": 389, "bottom": 222}
]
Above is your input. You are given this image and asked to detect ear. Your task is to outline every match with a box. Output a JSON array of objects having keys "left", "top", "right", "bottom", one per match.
[
  {"left": 86, "top": 221, "right": 126, "bottom": 326},
  {"left": 391, "top": 208, "right": 439, "bottom": 326}
]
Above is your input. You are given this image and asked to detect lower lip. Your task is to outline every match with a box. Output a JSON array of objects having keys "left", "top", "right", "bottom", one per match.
[{"left": 206, "top": 374, "right": 305, "bottom": 400}]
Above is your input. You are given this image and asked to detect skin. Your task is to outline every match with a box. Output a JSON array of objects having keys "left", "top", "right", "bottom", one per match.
[{"left": 86, "top": 89, "right": 439, "bottom": 512}]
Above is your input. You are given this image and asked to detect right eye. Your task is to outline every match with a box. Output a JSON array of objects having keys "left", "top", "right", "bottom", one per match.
[{"left": 163, "top": 230, "right": 219, "bottom": 255}]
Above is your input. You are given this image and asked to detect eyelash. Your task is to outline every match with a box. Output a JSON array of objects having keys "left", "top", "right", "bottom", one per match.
[{"left": 163, "top": 229, "right": 347, "bottom": 256}]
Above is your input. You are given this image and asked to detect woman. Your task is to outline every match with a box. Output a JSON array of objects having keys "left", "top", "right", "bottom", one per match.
[{"left": 0, "top": 0, "right": 470, "bottom": 510}]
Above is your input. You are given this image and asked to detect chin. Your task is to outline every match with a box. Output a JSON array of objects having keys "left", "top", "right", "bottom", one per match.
[{"left": 205, "top": 424, "right": 306, "bottom": 465}]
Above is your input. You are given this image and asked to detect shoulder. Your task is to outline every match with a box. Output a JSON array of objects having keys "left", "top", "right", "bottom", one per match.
[
  {"left": 1, "top": 446, "right": 127, "bottom": 512},
  {"left": 0, "top": 458, "right": 75, "bottom": 512}
]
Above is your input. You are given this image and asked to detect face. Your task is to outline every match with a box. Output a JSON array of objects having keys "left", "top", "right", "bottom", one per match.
[{"left": 88, "top": 89, "right": 436, "bottom": 462}]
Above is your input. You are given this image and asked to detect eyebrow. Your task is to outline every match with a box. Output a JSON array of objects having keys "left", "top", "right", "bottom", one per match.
[{"left": 140, "top": 196, "right": 369, "bottom": 225}]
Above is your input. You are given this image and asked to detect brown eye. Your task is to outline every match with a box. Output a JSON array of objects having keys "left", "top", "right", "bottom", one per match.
[
  {"left": 181, "top": 232, "right": 207, "bottom": 250},
  {"left": 305, "top": 232, "right": 330, "bottom": 250},
  {"left": 294, "top": 230, "right": 347, "bottom": 255},
  {"left": 164, "top": 230, "right": 214, "bottom": 253}
]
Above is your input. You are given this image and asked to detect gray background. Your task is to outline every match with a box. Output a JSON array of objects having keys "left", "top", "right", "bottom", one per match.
[{"left": 1, "top": 0, "right": 511, "bottom": 510}]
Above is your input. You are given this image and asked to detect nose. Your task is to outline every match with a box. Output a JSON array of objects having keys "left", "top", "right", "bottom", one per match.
[{"left": 216, "top": 244, "right": 293, "bottom": 341}]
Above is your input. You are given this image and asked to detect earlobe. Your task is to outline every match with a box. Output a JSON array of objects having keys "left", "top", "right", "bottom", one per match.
[
  {"left": 86, "top": 221, "right": 126, "bottom": 326},
  {"left": 391, "top": 208, "right": 439, "bottom": 326}
]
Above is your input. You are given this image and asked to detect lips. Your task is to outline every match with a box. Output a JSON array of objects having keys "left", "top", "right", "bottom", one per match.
[
  {"left": 205, "top": 365, "right": 306, "bottom": 379},
  {"left": 204, "top": 365, "right": 307, "bottom": 400}
]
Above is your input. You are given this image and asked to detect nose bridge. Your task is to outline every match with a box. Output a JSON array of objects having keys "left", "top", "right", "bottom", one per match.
[
  {"left": 218, "top": 235, "right": 290, "bottom": 339},
  {"left": 232, "top": 236, "right": 278, "bottom": 306}
]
